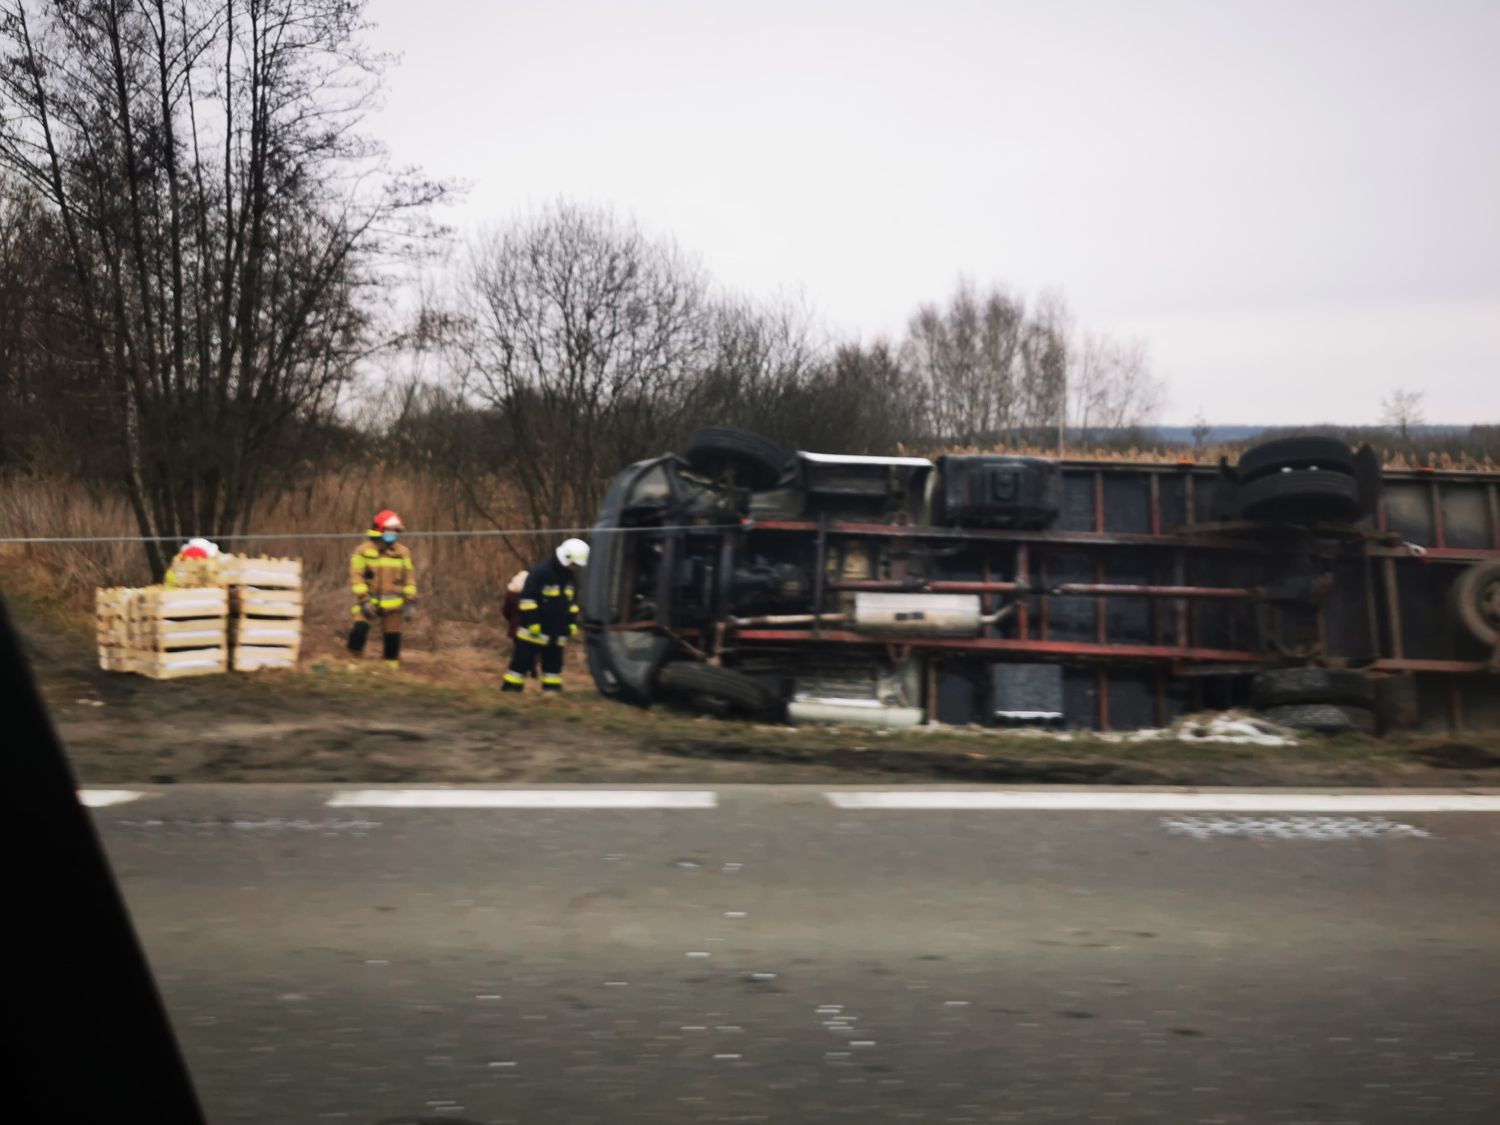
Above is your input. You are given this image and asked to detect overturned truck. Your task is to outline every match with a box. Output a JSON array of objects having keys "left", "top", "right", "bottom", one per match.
[{"left": 583, "top": 429, "right": 1500, "bottom": 734}]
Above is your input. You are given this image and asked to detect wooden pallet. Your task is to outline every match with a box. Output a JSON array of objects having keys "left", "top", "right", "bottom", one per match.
[
  {"left": 231, "top": 586, "right": 303, "bottom": 619},
  {"left": 125, "top": 616, "right": 229, "bottom": 651},
  {"left": 133, "top": 586, "right": 230, "bottom": 619},
  {"left": 232, "top": 617, "right": 302, "bottom": 647},
  {"left": 97, "top": 567, "right": 304, "bottom": 677},
  {"left": 229, "top": 612, "right": 300, "bottom": 672},
  {"left": 221, "top": 555, "right": 302, "bottom": 589},
  {"left": 98, "top": 645, "right": 130, "bottom": 673},
  {"left": 96, "top": 586, "right": 137, "bottom": 634},
  {"left": 131, "top": 648, "right": 229, "bottom": 679},
  {"left": 165, "top": 555, "right": 225, "bottom": 588},
  {"left": 96, "top": 585, "right": 230, "bottom": 676},
  {"left": 96, "top": 587, "right": 139, "bottom": 670},
  {"left": 96, "top": 586, "right": 139, "bottom": 616},
  {"left": 230, "top": 614, "right": 300, "bottom": 671},
  {"left": 231, "top": 644, "right": 299, "bottom": 672}
]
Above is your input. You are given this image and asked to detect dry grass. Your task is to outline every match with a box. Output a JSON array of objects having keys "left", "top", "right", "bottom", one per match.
[
  {"left": 0, "top": 470, "right": 547, "bottom": 674},
  {"left": 0, "top": 477, "right": 139, "bottom": 597}
]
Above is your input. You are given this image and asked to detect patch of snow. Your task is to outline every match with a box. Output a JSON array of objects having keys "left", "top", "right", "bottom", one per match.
[
  {"left": 987, "top": 710, "right": 1295, "bottom": 746},
  {"left": 791, "top": 710, "right": 1295, "bottom": 745},
  {"left": 1121, "top": 712, "right": 1295, "bottom": 746}
]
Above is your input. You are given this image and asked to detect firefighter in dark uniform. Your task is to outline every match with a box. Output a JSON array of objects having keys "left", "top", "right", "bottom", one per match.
[{"left": 503, "top": 538, "right": 589, "bottom": 692}]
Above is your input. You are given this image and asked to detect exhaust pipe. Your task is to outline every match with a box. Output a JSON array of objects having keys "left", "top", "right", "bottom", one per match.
[{"left": 852, "top": 593, "right": 1008, "bottom": 635}]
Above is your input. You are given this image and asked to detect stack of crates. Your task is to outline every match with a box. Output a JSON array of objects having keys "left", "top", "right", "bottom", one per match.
[
  {"left": 164, "top": 553, "right": 224, "bottom": 588},
  {"left": 95, "top": 587, "right": 136, "bottom": 672},
  {"left": 224, "top": 556, "right": 303, "bottom": 672},
  {"left": 121, "top": 586, "right": 230, "bottom": 679}
]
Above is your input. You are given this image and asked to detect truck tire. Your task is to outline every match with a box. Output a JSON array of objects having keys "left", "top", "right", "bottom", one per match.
[
  {"left": 684, "top": 428, "right": 788, "bottom": 491},
  {"left": 1263, "top": 703, "right": 1377, "bottom": 736},
  {"left": 656, "top": 662, "right": 779, "bottom": 720},
  {"left": 1251, "top": 668, "right": 1376, "bottom": 709},
  {"left": 1447, "top": 558, "right": 1500, "bottom": 649},
  {"left": 1236, "top": 436, "right": 1355, "bottom": 483},
  {"left": 1238, "top": 469, "right": 1361, "bottom": 524}
]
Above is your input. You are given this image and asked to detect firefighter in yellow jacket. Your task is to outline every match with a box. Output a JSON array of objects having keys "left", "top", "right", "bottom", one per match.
[{"left": 348, "top": 510, "right": 417, "bottom": 668}]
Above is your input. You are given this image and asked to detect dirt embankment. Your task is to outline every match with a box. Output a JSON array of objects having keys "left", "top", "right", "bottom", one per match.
[{"left": 17, "top": 603, "right": 1500, "bottom": 788}]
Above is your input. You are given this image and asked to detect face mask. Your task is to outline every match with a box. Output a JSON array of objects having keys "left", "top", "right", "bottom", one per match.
[{"left": 381, "top": 530, "right": 398, "bottom": 544}]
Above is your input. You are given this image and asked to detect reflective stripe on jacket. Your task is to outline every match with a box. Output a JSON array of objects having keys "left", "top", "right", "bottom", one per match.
[
  {"left": 516, "top": 555, "right": 577, "bottom": 644},
  {"left": 350, "top": 537, "right": 416, "bottom": 608}
]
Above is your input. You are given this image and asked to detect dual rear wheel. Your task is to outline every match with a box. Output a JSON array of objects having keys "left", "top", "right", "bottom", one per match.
[{"left": 1234, "top": 436, "right": 1364, "bottom": 524}]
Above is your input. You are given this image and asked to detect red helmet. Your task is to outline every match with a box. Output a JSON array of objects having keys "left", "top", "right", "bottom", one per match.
[
  {"left": 179, "top": 537, "right": 219, "bottom": 560},
  {"left": 372, "top": 509, "right": 404, "bottom": 532}
]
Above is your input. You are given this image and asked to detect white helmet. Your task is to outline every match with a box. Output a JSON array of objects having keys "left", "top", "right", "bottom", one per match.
[{"left": 556, "top": 538, "right": 591, "bottom": 568}]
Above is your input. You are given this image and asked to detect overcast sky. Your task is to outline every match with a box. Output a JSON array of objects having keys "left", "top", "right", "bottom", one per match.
[{"left": 363, "top": 0, "right": 1498, "bottom": 425}]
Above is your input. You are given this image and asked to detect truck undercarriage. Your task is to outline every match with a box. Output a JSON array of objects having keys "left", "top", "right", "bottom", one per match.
[{"left": 583, "top": 430, "right": 1500, "bottom": 733}]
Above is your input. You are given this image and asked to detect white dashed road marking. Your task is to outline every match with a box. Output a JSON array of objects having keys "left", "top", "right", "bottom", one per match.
[
  {"left": 326, "top": 789, "right": 718, "bottom": 809},
  {"left": 823, "top": 791, "right": 1500, "bottom": 812},
  {"left": 79, "top": 789, "right": 145, "bottom": 807}
]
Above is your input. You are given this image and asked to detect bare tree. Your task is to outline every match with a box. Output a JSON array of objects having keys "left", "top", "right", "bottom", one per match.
[
  {"left": 795, "top": 341, "right": 915, "bottom": 454},
  {"left": 1018, "top": 292, "right": 1069, "bottom": 444},
  {"left": 1066, "top": 332, "right": 1163, "bottom": 445},
  {"left": 456, "top": 203, "right": 712, "bottom": 533},
  {"left": 1190, "top": 410, "right": 1212, "bottom": 456},
  {"left": 1382, "top": 388, "right": 1426, "bottom": 442},
  {"left": 0, "top": 178, "right": 86, "bottom": 471},
  {"left": 899, "top": 281, "right": 1166, "bottom": 449},
  {"left": 901, "top": 280, "right": 1027, "bottom": 443},
  {"left": 680, "top": 297, "right": 826, "bottom": 445},
  {"left": 0, "top": 0, "right": 443, "bottom": 574},
  {"left": 901, "top": 281, "right": 1091, "bottom": 446}
]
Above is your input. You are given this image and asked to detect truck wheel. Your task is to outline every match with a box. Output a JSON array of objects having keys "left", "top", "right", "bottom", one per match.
[
  {"left": 1251, "top": 668, "right": 1376, "bottom": 709},
  {"left": 684, "top": 427, "right": 789, "bottom": 491},
  {"left": 656, "top": 662, "right": 779, "bottom": 720},
  {"left": 1263, "top": 703, "right": 1377, "bottom": 736},
  {"left": 1236, "top": 436, "right": 1355, "bottom": 482},
  {"left": 1448, "top": 558, "right": 1500, "bottom": 649},
  {"left": 1238, "top": 469, "right": 1361, "bottom": 524}
]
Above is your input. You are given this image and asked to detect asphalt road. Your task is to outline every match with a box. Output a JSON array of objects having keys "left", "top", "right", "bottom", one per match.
[{"left": 91, "top": 785, "right": 1500, "bottom": 1125}]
